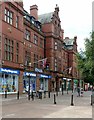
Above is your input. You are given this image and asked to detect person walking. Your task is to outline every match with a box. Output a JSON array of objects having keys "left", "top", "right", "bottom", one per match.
[{"left": 77, "top": 86, "right": 80, "bottom": 97}]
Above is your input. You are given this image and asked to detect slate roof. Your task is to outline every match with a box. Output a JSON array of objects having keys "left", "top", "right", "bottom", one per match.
[{"left": 38, "top": 12, "right": 54, "bottom": 24}]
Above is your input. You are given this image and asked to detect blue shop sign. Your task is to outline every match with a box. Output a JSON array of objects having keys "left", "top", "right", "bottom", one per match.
[
  {"left": 40, "top": 74, "right": 52, "bottom": 79},
  {"left": 0, "top": 68, "right": 20, "bottom": 75},
  {"left": 24, "top": 72, "right": 36, "bottom": 77}
]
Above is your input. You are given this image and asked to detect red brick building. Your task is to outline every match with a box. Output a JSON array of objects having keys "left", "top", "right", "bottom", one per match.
[
  {"left": 0, "top": 2, "right": 24, "bottom": 93},
  {"left": 0, "top": 2, "right": 79, "bottom": 94}
]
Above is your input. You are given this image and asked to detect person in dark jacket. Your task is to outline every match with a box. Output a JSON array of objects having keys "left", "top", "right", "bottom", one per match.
[{"left": 77, "top": 86, "right": 80, "bottom": 97}]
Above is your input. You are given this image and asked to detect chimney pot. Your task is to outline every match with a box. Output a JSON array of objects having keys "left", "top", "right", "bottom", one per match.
[{"left": 30, "top": 5, "right": 38, "bottom": 20}]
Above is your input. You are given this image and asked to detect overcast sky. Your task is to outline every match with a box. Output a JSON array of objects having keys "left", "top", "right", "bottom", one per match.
[{"left": 23, "top": 0, "right": 93, "bottom": 51}]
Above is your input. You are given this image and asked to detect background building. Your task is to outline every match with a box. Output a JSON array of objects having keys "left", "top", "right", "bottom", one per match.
[{"left": 0, "top": 2, "right": 79, "bottom": 94}]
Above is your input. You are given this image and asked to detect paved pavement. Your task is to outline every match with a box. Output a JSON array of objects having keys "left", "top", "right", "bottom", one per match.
[{"left": 0, "top": 90, "right": 93, "bottom": 119}]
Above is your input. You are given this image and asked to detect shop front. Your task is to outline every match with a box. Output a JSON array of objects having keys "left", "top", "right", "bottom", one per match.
[
  {"left": 0, "top": 68, "right": 20, "bottom": 94},
  {"left": 39, "top": 74, "right": 51, "bottom": 91},
  {"left": 23, "top": 72, "right": 36, "bottom": 92}
]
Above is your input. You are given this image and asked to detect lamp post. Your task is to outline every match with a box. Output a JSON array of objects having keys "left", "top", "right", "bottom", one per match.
[
  {"left": 72, "top": 78, "right": 74, "bottom": 93},
  {"left": 28, "top": 62, "right": 32, "bottom": 101}
]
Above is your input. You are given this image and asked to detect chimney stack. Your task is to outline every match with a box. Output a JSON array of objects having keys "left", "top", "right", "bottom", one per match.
[
  {"left": 30, "top": 5, "right": 38, "bottom": 20},
  {"left": 74, "top": 36, "right": 77, "bottom": 40},
  {"left": 65, "top": 37, "right": 69, "bottom": 39}
]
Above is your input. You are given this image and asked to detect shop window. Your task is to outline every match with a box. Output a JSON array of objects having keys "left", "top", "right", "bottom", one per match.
[
  {"left": 0, "top": 74, "right": 18, "bottom": 93},
  {"left": 5, "top": 74, "right": 8, "bottom": 78},
  {"left": 23, "top": 77, "right": 36, "bottom": 92}
]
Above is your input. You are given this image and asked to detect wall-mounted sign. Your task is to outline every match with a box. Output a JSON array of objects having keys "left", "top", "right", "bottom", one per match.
[
  {"left": 24, "top": 72, "right": 36, "bottom": 77},
  {"left": 40, "top": 74, "right": 52, "bottom": 79},
  {"left": 0, "top": 68, "right": 20, "bottom": 75}
]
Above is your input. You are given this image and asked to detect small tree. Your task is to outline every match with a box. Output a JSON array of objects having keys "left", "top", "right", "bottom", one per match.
[{"left": 77, "top": 32, "right": 94, "bottom": 85}]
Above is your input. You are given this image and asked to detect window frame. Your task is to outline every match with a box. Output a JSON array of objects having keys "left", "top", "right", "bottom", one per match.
[
  {"left": 25, "top": 29, "right": 31, "bottom": 41},
  {"left": 4, "top": 38, "right": 14, "bottom": 61},
  {"left": 4, "top": 8, "right": 13, "bottom": 25},
  {"left": 34, "top": 34, "right": 38, "bottom": 45}
]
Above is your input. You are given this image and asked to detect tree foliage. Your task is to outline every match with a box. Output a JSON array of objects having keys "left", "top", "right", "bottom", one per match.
[{"left": 77, "top": 32, "right": 94, "bottom": 85}]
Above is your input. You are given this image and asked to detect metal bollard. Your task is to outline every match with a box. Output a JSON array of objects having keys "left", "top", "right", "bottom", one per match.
[
  {"left": 5, "top": 90, "right": 7, "bottom": 98},
  {"left": 91, "top": 95, "right": 92, "bottom": 105},
  {"left": 17, "top": 91, "right": 19, "bottom": 100},
  {"left": 54, "top": 94, "right": 56, "bottom": 104},
  {"left": 62, "top": 84, "right": 64, "bottom": 95},
  {"left": 32, "top": 92, "right": 34, "bottom": 101},
  {"left": 48, "top": 91, "right": 50, "bottom": 98},
  {"left": 67, "top": 88, "right": 68, "bottom": 94},
  {"left": 44, "top": 91, "right": 46, "bottom": 98},
  {"left": 28, "top": 91, "right": 30, "bottom": 100},
  {"left": 71, "top": 93, "right": 74, "bottom": 106}
]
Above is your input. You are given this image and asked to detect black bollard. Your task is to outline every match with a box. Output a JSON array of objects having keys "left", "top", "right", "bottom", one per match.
[
  {"left": 71, "top": 93, "right": 74, "bottom": 106},
  {"left": 67, "top": 88, "right": 68, "bottom": 94},
  {"left": 17, "top": 91, "right": 19, "bottom": 100},
  {"left": 5, "top": 90, "right": 7, "bottom": 98},
  {"left": 48, "top": 91, "right": 50, "bottom": 98},
  {"left": 32, "top": 92, "right": 34, "bottom": 101},
  {"left": 54, "top": 94, "right": 56, "bottom": 104},
  {"left": 91, "top": 95, "right": 92, "bottom": 105},
  {"left": 62, "top": 84, "right": 63, "bottom": 95},
  {"left": 28, "top": 91, "right": 30, "bottom": 100},
  {"left": 44, "top": 91, "right": 46, "bottom": 98}
]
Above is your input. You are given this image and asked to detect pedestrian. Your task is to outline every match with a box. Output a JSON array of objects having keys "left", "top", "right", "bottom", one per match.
[{"left": 77, "top": 86, "right": 80, "bottom": 97}]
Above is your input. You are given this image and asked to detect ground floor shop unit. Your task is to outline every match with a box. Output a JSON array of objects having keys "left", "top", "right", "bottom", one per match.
[
  {"left": 0, "top": 68, "right": 20, "bottom": 94},
  {"left": 0, "top": 68, "right": 51, "bottom": 94}
]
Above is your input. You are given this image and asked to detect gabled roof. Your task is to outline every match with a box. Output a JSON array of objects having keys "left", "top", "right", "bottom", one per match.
[
  {"left": 64, "top": 38, "right": 74, "bottom": 46},
  {"left": 64, "top": 38, "right": 75, "bottom": 50},
  {"left": 38, "top": 12, "right": 54, "bottom": 24}
]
